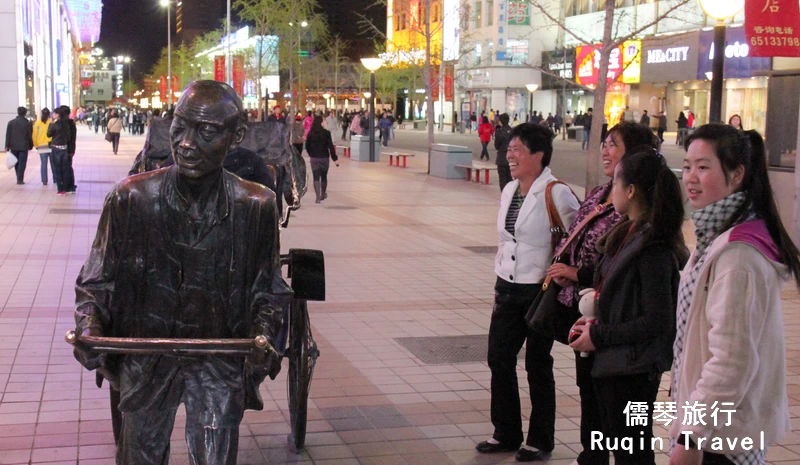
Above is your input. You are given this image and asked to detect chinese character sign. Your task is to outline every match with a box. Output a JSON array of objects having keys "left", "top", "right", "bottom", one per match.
[
  {"left": 214, "top": 56, "right": 225, "bottom": 82},
  {"left": 233, "top": 55, "right": 245, "bottom": 96},
  {"left": 745, "top": 0, "right": 800, "bottom": 56},
  {"left": 575, "top": 41, "right": 641, "bottom": 86},
  {"left": 160, "top": 76, "right": 167, "bottom": 98},
  {"left": 497, "top": 0, "right": 508, "bottom": 61},
  {"left": 508, "top": 2, "right": 530, "bottom": 25}
]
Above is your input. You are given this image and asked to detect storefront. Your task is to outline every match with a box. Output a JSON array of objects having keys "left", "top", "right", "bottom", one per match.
[{"left": 639, "top": 27, "right": 770, "bottom": 133}]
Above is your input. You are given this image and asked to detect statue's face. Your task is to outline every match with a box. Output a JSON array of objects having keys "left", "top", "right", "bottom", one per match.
[{"left": 170, "top": 85, "right": 244, "bottom": 180}]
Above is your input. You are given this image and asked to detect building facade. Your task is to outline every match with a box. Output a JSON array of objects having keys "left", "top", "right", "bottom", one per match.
[{"left": 1, "top": 0, "right": 97, "bottom": 143}]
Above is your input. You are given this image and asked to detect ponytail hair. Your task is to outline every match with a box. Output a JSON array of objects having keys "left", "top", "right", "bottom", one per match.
[
  {"left": 40, "top": 108, "right": 50, "bottom": 123},
  {"left": 686, "top": 124, "right": 800, "bottom": 287},
  {"left": 616, "top": 148, "right": 688, "bottom": 262}
]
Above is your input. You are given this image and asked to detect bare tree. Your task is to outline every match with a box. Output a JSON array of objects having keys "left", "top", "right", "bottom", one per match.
[{"left": 527, "top": 0, "right": 696, "bottom": 190}]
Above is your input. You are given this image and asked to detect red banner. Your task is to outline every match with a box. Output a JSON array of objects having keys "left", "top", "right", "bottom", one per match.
[
  {"left": 431, "top": 69, "right": 439, "bottom": 101},
  {"left": 233, "top": 55, "right": 245, "bottom": 96},
  {"left": 172, "top": 75, "right": 180, "bottom": 94},
  {"left": 444, "top": 66, "right": 454, "bottom": 102},
  {"left": 745, "top": 0, "right": 800, "bottom": 57},
  {"left": 159, "top": 76, "right": 167, "bottom": 98},
  {"left": 214, "top": 56, "right": 225, "bottom": 82}
]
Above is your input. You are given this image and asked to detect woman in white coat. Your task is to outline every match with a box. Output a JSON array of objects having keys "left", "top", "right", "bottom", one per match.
[
  {"left": 476, "top": 123, "right": 580, "bottom": 462},
  {"left": 670, "top": 124, "right": 800, "bottom": 465},
  {"left": 325, "top": 111, "right": 338, "bottom": 142}
]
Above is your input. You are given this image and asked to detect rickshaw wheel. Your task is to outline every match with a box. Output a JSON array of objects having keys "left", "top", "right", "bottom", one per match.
[{"left": 287, "top": 299, "right": 318, "bottom": 452}]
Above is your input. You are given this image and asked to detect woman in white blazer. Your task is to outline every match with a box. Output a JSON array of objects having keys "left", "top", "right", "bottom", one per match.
[{"left": 476, "top": 123, "right": 580, "bottom": 462}]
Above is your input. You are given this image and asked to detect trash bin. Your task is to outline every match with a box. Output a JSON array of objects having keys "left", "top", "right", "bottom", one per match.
[
  {"left": 430, "top": 144, "right": 472, "bottom": 179},
  {"left": 350, "top": 135, "right": 382, "bottom": 162}
]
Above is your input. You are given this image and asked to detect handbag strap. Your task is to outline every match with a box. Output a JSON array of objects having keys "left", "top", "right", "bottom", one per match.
[
  {"left": 545, "top": 181, "right": 581, "bottom": 251},
  {"left": 542, "top": 199, "right": 613, "bottom": 290}
]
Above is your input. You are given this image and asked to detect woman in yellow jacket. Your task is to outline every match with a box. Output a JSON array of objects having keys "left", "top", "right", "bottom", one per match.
[{"left": 32, "top": 108, "right": 55, "bottom": 186}]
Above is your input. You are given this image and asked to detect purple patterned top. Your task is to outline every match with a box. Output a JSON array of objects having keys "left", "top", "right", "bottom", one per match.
[{"left": 556, "top": 182, "right": 623, "bottom": 307}]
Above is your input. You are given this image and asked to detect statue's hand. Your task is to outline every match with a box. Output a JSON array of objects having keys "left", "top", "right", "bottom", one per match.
[
  {"left": 247, "top": 343, "right": 282, "bottom": 384},
  {"left": 72, "top": 327, "right": 118, "bottom": 389}
]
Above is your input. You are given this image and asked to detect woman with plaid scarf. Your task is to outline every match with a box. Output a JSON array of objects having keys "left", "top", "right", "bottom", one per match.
[{"left": 669, "top": 125, "right": 800, "bottom": 465}]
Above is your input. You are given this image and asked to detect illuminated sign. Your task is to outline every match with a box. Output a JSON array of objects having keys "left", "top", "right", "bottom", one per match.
[
  {"left": 646, "top": 46, "right": 690, "bottom": 64},
  {"left": 575, "top": 40, "right": 641, "bottom": 86},
  {"left": 64, "top": 0, "right": 103, "bottom": 46},
  {"left": 508, "top": 2, "right": 530, "bottom": 25}
]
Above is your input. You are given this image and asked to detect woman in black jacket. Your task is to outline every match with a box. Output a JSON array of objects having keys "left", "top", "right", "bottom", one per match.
[
  {"left": 47, "top": 107, "right": 74, "bottom": 195},
  {"left": 569, "top": 149, "right": 687, "bottom": 465},
  {"left": 305, "top": 115, "right": 338, "bottom": 203}
]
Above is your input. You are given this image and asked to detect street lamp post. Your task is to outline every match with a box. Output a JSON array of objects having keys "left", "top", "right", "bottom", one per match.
[
  {"left": 526, "top": 84, "right": 539, "bottom": 122},
  {"left": 697, "top": 0, "right": 744, "bottom": 123},
  {"left": 361, "top": 58, "right": 383, "bottom": 162},
  {"left": 160, "top": 0, "right": 172, "bottom": 109}
]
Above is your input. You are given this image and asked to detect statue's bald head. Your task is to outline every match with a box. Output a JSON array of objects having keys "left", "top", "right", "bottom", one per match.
[{"left": 174, "top": 80, "right": 243, "bottom": 130}]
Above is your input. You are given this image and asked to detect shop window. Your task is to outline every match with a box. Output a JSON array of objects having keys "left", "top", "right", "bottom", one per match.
[
  {"left": 432, "top": 3, "right": 441, "bottom": 22},
  {"left": 487, "top": 0, "right": 494, "bottom": 26},
  {"left": 506, "top": 39, "right": 529, "bottom": 65},
  {"left": 394, "top": 16, "right": 400, "bottom": 31},
  {"left": 473, "top": 43, "right": 482, "bottom": 66}
]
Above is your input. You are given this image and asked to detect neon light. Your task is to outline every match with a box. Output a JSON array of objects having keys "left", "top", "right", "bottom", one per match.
[{"left": 63, "top": 0, "right": 103, "bottom": 47}]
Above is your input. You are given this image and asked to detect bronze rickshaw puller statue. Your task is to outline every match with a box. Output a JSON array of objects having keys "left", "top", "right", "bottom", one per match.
[{"left": 70, "top": 81, "right": 322, "bottom": 465}]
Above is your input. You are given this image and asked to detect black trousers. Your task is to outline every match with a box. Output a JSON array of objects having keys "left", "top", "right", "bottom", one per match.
[
  {"left": 593, "top": 372, "right": 661, "bottom": 465},
  {"left": 11, "top": 150, "right": 27, "bottom": 183},
  {"left": 497, "top": 164, "right": 512, "bottom": 192},
  {"left": 52, "top": 149, "right": 73, "bottom": 192},
  {"left": 111, "top": 133, "right": 121, "bottom": 153},
  {"left": 488, "top": 278, "right": 555, "bottom": 451},
  {"left": 575, "top": 353, "right": 609, "bottom": 465},
  {"left": 293, "top": 143, "right": 304, "bottom": 156},
  {"left": 480, "top": 141, "right": 490, "bottom": 160}
]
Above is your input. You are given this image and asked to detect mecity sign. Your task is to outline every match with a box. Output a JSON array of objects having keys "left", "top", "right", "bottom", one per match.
[{"left": 646, "top": 46, "right": 690, "bottom": 64}]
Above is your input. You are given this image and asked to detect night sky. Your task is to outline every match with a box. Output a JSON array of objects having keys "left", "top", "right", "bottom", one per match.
[{"left": 97, "top": 0, "right": 385, "bottom": 84}]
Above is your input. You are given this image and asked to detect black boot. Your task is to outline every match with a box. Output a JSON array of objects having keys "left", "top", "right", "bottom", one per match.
[
  {"left": 314, "top": 181, "right": 322, "bottom": 203},
  {"left": 321, "top": 181, "right": 328, "bottom": 200}
]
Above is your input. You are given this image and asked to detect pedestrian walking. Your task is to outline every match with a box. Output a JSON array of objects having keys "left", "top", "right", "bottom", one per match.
[
  {"left": 569, "top": 147, "right": 687, "bottom": 465},
  {"left": 676, "top": 111, "right": 688, "bottom": 146},
  {"left": 107, "top": 110, "right": 123, "bottom": 155},
  {"left": 565, "top": 111, "right": 573, "bottom": 132},
  {"left": 303, "top": 110, "right": 313, "bottom": 139},
  {"left": 340, "top": 112, "right": 350, "bottom": 140},
  {"left": 728, "top": 114, "right": 743, "bottom": 130},
  {"left": 291, "top": 115, "right": 305, "bottom": 156},
  {"left": 581, "top": 108, "right": 593, "bottom": 151},
  {"left": 494, "top": 114, "right": 513, "bottom": 192},
  {"left": 545, "top": 121, "right": 660, "bottom": 465},
  {"left": 325, "top": 111, "right": 338, "bottom": 142},
  {"left": 470, "top": 111, "right": 478, "bottom": 131},
  {"left": 62, "top": 106, "right": 77, "bottom": 193},
  {"left": 47, "top": 107, "right": 73, "bottom": 195},
  {"left": 640, "top": 110, "right": 650, "bottom": 128},
  {"left": 349, "top": 112, "right": 362, "bottom": 137},
  {"left": 305, "top": 115, "right": 338, "bottom": 203},
  {"left": 477, "top": 123, "right": 579, "bottom": 462},
  {"left": 669, "top": 124, "right": 799, "bottom": 465},
  {"left": 655, "top": 111, "right": 667, "bottom": 144},
  {"left": 5, "top": 106, "right": 33, "bottom": 185},
  {"left": 478, "top": 116, "right": 494, "bottom": 161},
  {"left": 379, "top": 112, "right": 392, "bottom": 147},
  {"left": 32, "top": 108, "right": 55, "bottom": 186},
  {"left": 554, "top": 113, "right": 563, "bottom": 135},
  {"left": 511, "top": 114, "right": 520, "bottom": 127}
]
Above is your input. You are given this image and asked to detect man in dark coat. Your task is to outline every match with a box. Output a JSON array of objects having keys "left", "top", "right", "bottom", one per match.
[
  {"left": 5, "top": 106, "right": 34, "bottom": 184},
  {"left": 73, "top": 81, "right": 291, "bottom": 465},
  {"left": 493, "top": 113, "right": 513, "bottom": 192}
]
